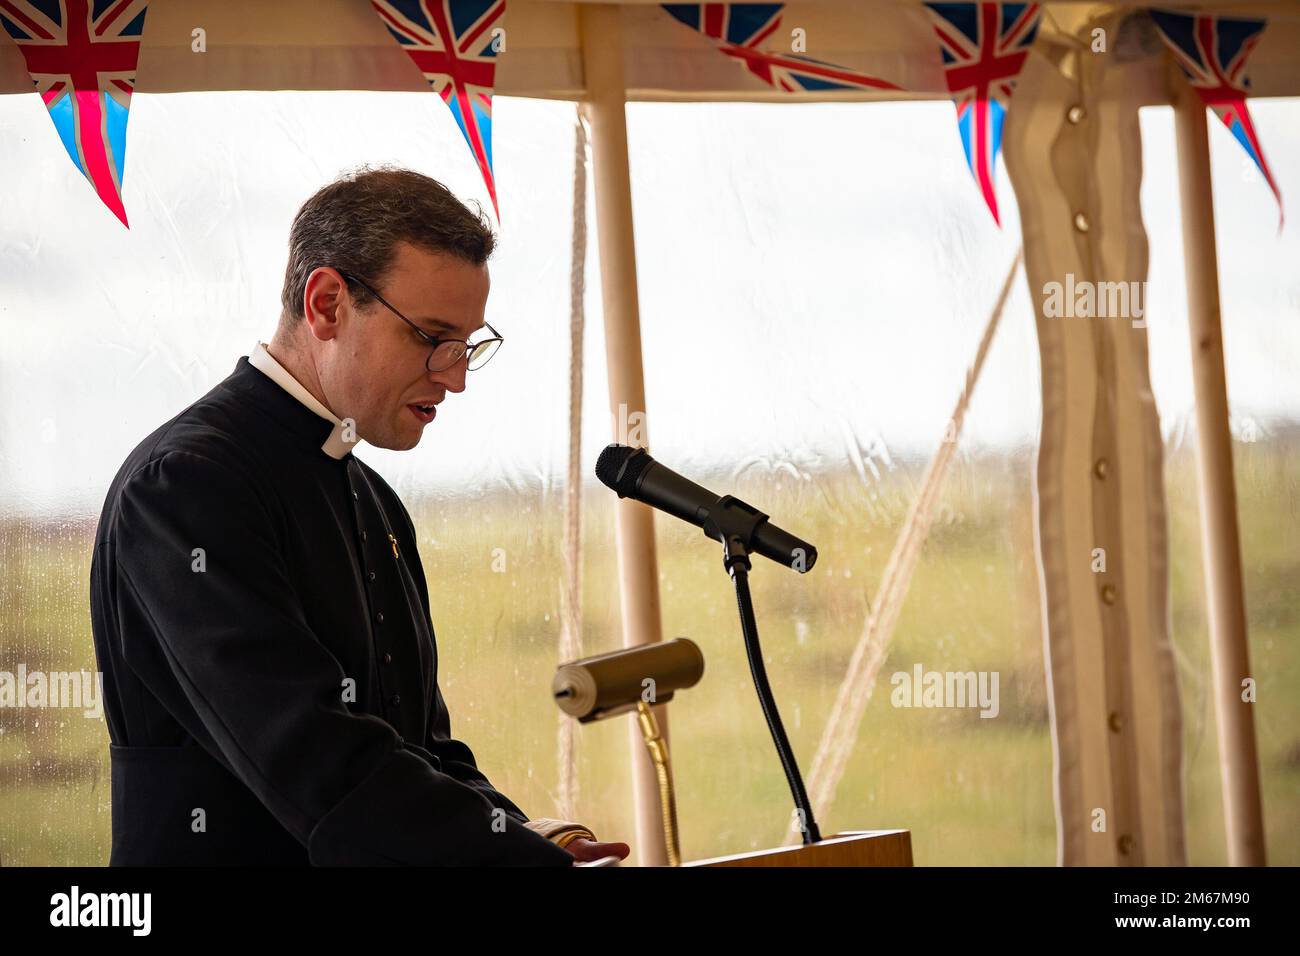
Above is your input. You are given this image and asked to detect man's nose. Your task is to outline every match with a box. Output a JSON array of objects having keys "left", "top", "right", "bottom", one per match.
[{"left": 432, "top": 358, "right": 467, "bottom": 393}]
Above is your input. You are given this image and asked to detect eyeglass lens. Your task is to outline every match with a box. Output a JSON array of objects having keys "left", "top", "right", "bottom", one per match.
[{"left": 428, "top": 337, "right": 499, "bottom": 372}]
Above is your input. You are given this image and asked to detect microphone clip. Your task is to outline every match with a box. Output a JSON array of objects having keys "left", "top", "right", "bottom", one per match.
[{"left": 700, "top": 495, "right": 768, "bottom": 574}]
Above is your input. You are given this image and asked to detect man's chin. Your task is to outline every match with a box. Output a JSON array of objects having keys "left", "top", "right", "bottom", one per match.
[
  {"left": 369, "top": 432, "right": 423, "bottom": 452},
  {"left": 360, "top": 409, "right": 432, "bottom": 451}
]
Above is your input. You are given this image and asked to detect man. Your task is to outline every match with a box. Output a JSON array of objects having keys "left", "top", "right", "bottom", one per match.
[{"left": 89, "top": 167, "right": 629, "bottom": 866}]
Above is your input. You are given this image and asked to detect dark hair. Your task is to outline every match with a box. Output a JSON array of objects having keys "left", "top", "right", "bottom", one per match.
[{"left": 279, "top": 166, "right": 495, "bottom": 321}]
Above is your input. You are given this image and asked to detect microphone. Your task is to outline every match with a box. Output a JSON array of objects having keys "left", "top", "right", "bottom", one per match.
[
  {"left": 595, "top": 444, "right": 818, "bottom": 573},
  {"left": 552, "top": 638, "right": 705, "bottom": 723}
]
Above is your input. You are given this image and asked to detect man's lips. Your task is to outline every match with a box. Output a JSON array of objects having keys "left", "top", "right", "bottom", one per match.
[{"left": 407, "top": 403, "right": 438, "bottom": 424}]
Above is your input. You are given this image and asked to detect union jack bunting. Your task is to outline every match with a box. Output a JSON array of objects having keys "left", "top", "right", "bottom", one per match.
[
  {"left": 924, "top": 3, "right": 1040, "bottom": 226},
  {"left": 371, "top": 0, "right": 505, "bottom": 218},
  {"left": 1150, "top": 10, "right": 1281, "bottom": 223},
  {"left": 662, "top": 4, "right": 900, "bottom": 94},
  {"left": 0, "top": 0, "right": 150, "bottom": 227}
]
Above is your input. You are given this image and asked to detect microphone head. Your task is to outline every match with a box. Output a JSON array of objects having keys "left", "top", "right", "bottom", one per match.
[{"left": 595, "top": 444, "right": 652, "bottom": 498}]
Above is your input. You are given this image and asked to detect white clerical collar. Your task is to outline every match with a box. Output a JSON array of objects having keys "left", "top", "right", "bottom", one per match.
[{"left": 248, "top": 342, "right": 357, "bottom": 459}]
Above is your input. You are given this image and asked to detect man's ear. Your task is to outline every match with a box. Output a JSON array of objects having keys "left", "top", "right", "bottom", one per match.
[{"left": 303, "top": 267, "right": 347, "bottom": 343}]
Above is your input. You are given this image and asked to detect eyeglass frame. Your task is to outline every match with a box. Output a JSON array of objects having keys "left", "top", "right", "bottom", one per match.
[{"left": 334, "top": 268, "right": 504, "bottom": 373}]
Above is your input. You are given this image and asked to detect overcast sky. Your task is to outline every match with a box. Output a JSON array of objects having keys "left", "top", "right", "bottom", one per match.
[{"left": 0, "top": 92, "right": 1297, "bottom": 515}]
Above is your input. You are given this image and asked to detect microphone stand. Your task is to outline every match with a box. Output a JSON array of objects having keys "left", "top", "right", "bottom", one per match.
[{"left": 705, "top": 496, "right": 822, "bottom": 845}]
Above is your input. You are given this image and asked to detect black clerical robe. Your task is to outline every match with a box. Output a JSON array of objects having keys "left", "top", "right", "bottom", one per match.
[{"left": 89, "top": 354, "right": 573, "bottom": 866}]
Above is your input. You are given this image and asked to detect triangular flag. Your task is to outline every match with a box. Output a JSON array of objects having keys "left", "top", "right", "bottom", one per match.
[
  {"left": 924, "top": 2, "right": 1041, "bottom": 226},
  {"left": 662, "top": 4, "right": 900, "bottom": 94},
  {"left": 372, "top": 0, "right": 505, "bottom": 220},
  {"left": 1, "top": 0, "right": 150, "bottom": 227},
  {"left": 1150, "top": 10, "right": 1282, "bottom": 227}
]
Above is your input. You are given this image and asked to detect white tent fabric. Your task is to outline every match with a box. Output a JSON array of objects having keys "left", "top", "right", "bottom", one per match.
[
  {"left": 1005, "top": 6, "right": 1186, "bottom": 864},
  {"left": 3, "top": 0, "right": 1292, "bottom": 864},
  {"left": 3, "top": 1, "right": 1298, "bottom": 101}
]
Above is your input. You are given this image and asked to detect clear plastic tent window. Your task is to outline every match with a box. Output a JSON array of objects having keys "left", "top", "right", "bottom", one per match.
[{"left": 0, "top": 90, "right": 1296, "bottom": 866}]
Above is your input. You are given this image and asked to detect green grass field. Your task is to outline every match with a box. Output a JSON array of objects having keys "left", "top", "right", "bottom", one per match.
[{"left": 1, "top": 436, "right": 1296, "bottom": 866}]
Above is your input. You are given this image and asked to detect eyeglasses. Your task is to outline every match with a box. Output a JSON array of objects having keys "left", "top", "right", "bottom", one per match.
[{"left": 336, "top": 269, "right": 504, "bottom": 372}]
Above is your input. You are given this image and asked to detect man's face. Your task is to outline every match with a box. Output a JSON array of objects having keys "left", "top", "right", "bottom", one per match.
[{"left": 310, "top": 241, "right": 491, "bottom": 451}]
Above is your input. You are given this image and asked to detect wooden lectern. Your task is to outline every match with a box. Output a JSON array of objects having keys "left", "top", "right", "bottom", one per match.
[{"left": 682, "top": 830, "right": 912, "bottom": 867}]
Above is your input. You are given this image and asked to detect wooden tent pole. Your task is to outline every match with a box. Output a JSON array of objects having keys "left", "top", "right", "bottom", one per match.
[
  {"left": 1172, "top": 86, "right": 1266, "bottom": 866},
  {"left": 578, "top": 2, "right": 670, "bottom": 867}
]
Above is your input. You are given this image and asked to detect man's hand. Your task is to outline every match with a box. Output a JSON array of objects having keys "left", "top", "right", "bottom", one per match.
[{"left": 564, "top": 837, "right": 630, "bottom": 864}]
